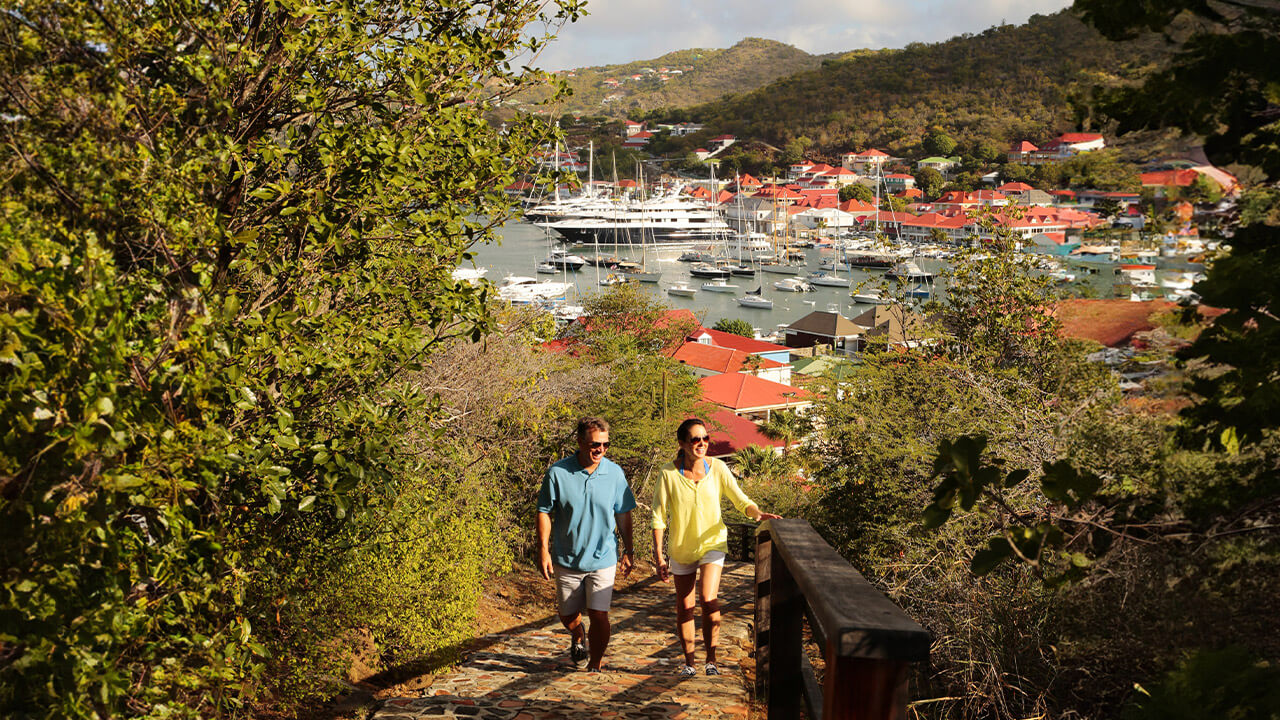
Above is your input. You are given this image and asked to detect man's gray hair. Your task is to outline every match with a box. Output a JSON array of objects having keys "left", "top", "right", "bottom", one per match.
[{"left": 576, "top": 416, "right": 610, "bottom": 437}]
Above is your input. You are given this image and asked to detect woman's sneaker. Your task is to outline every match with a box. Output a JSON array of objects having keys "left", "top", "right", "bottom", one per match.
[
  {"left": 705, "top": 662, "right": 721, "bottom": 676},
  {"left": 677, "top": 664, "right": 697, "bottom": 677},
  {"left": 570, "top": 641, "right": 587, "bottom": 667}
]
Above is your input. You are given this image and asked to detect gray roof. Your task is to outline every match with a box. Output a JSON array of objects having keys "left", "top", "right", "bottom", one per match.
[{"left": 786, "top": 311, "right": 863, "bottom": 338}]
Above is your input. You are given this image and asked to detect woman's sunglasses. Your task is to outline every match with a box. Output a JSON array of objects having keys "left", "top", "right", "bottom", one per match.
[{"left": 686, "top": 435, "right": 710, "bottom": 444}]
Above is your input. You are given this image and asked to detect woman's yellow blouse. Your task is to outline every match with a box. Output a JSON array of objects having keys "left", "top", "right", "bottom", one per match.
[{"left": 651, "top": 457, "right": 755, "bottom": 565}]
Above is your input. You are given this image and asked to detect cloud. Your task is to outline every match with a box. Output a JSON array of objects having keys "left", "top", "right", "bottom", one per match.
[{"left": 533, "top": 0, "right": 1072, "bottom": 70}]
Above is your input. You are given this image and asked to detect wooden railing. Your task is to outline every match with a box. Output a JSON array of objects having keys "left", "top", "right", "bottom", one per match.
[{"left": 754, "top": 519, "right": 931, "bottom": 720}]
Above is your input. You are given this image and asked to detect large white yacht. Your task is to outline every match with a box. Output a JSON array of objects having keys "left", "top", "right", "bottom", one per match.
[
  {"left": 542, "top": 192, "right": 731, "bottom": 247},
  {"left": 496, "top": 275, "right": 572, "bottom": 304}
]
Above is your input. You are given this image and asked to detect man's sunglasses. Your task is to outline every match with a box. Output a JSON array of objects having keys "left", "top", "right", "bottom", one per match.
[
  {"left": 687, "top": 435, "right": 710, "bottom": 443},
  {"left": 588, "top": 441, "right": 610, "bottom": 449}
]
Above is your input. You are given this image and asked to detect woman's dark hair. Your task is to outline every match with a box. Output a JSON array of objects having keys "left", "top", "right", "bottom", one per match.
[{"left": 674, "top": 417, "right": 706, "bottom": 465}]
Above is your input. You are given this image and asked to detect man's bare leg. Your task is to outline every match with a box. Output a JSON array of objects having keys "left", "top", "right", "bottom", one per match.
[
  {"left": 559, "top": 613, "right": 585, "bottom": 645},
  {"left": 586, "top": 608, "right": 610, "bottom": 670}
]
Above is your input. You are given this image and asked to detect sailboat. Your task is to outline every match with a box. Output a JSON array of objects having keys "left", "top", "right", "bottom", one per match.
[
  {"left": 737, "top": 286, "right": 773, "bottom": 309},
  {"left": 621, "top": 159, "right": 663, "bottom": 283}
]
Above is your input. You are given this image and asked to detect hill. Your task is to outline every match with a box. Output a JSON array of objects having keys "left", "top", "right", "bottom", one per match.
[
  {"left": 646, "top": 12, "right": 1174, "bottom": 162},
  {"left": 514, "top": 37, "right": 824, "bottom": 116}
]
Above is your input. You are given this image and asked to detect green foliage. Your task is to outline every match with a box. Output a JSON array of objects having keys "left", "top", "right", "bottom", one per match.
[
  {"left": 516, "top": 37, "right": 822, "bottom": 118},
  {"left": 925, "top": 435, "right": 1104, "bottom": 585},
  {"left": 840, "top": 183, "right": 875, "bottom": 203},
  {"left": 757, "top": 410, "right": 812, "bottom": 457},
  {"left": 923, "top": 128, "right": 958, "bottom": 156},
  {"left": 0, "top": 0, "right": 580, "bottom": 715},
  {"left": 673, "top": 12, "right": 1168, "bottom": 156},
  {"left": 712, "top": 318, "right": 755, "bottom": 337},
  {"left": 1031, "top": 149, "right": 1141, "bottom": 191},
  {"left": 1076, "top": 0, "right": 1280, "bottom": 180},
  {"left": 913, "top": 167, "right": 945, "bottom": 199},
  {"left": 1123, "top": 647, "right": 1280, "bottom": 720}
]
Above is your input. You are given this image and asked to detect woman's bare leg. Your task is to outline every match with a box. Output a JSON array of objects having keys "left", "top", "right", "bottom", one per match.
[
  {"left": 698, "top": 563, "right": 723, "bottom": 665},
  {"left": 673, "top": 571, "right": 699, "bottom": 666}
]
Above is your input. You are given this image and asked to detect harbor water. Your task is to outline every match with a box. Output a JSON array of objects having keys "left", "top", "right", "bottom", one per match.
[{"left": 474, "top": 220, "right": 942, "bottom": 334}]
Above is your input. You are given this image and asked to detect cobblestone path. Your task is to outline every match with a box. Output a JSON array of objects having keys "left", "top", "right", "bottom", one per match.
[{"left": 374, "top": 562, "right": 757, "bottom": 720}]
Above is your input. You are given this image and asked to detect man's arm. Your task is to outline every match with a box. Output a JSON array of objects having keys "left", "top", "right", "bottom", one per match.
[
  {"left": 615, "top": 511, "right": 634, "bottom": 578},
  {"left": 537, "top": 511, "right": 554, "bottom": 580}
]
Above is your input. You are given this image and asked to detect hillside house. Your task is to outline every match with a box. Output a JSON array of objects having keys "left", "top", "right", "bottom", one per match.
[
  {"left": 917, "top": 156, "right": 961, "bottom": 175},
  {"left": 783, "top": 310, "right": 864, "bottom": 354},
  {"left": 708, "top": 135, "right": 737, "bottom": 153},
  {"left": 622, "top": 130, "right": 654, "bottom": 149},
  {"left": 699, "top": 373, "right": 814, "bottom": 422},
  {"left": 842, "top": 148, "right": 892, "bottom": 174},
  {"left": 623, "top": 120, "right": 645, "bottom": 137},
  {"left": 671, "top": 341, "right": 791, "bottom": 385}
]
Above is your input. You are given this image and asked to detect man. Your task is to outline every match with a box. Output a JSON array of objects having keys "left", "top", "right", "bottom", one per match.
[{"left": 537, "top": 417, "right": 636, "bottom": 672}]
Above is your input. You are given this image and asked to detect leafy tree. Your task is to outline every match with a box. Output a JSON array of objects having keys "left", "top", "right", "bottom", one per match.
[
  {"left": 758, "top": 410, "right": 812, "bottom": 457},
  {"left": 913, "top": 167, "right": 945, "bottom": 200},
  {"left": 781, "top": 135, "right": 813, "bottom": 165},
  {"left": 1094, "top": 198, "right": 1122, "bottom": 219},
  {"left": 0, "top": 0, "right": 581, "bottom": 715},
  {"left": 881, "top": 194, "right": 908, "bottom": 212},
  {"left": 923, "top": 127, "right": 958, "bottom": 156},
  {"left": 731, "top": 444, "right": 793, "bottom": 484},
  {"left": 713, "top": 318, "right": 755, "bottom": 337},
  {"left": 840, "top": 183, "right": 875, "bottom": 203}
]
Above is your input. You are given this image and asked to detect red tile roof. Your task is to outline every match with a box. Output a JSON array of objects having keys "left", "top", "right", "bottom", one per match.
[
  {"left": 838, "top": 198, "right": 876, "bottom": 213},
  {"left": 997, "top": 182, "right": 1034, "bottom": 192},
  {"left": 671, "top": 342, "right": 786, "bottom": 374},
  {"left": 705, "top": 409, "right": 784, "bottom": 457},
  {"left": 700, "top": 373, "right": 813, "bottom": 411},
  {"left": 692, "top": 327, "right": 791, "bottom": 354},
  {"left": 1010, "top": 141, "right": 1038, "bottom": 152},
  {"left": 856, "top": 148, "right": 890, "bottom": 157}
]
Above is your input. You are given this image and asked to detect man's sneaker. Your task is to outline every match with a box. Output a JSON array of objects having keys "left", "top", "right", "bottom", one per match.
[
  {"left": 570, "top": 641, "right": 587, "bottom": 667},
  {"left": 705, "top": 662, "right": 721, "bottom": 676},
  {"left": 677, "top": 664, "right": 697, "bottom": 677}
]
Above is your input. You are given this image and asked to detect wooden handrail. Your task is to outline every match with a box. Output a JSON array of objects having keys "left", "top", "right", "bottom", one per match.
[{"left": 754, "top": 519, "right": 931, "bottom": 720}]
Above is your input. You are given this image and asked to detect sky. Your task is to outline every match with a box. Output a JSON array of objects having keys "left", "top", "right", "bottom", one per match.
[{"left": 532, "top": 0, "right": 1075, "bottom": 71}]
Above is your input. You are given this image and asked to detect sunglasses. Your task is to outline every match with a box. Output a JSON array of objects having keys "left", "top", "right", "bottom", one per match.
[
  {"left": 686, "top": 435, "right": 710, "bottom": 444},
  {"left": 588, "top": 441, "right": 610, "bottom": 449}
]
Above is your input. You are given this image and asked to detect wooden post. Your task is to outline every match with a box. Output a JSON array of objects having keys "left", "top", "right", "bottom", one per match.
[
  {"left": 768, "top": 534, "right": 804, "bottom": 720},
  {"left": 754, "top": 529, "right": 772, "bottom": 701},
  {"left": 822, "top": 651, "right": 909, "bottom": 720}
]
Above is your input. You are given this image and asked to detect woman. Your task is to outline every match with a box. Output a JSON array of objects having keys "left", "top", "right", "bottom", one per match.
[{"left": 651, "top": 417, "right": 781, "bottom": 677}]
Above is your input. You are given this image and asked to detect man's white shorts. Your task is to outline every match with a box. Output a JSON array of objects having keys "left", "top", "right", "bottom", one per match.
[
  {"left": 669, "top": 550, "right": 726, "bottom": 576},
  {"left": 554, "top": 563, "right": 617, "bottom": 615}
]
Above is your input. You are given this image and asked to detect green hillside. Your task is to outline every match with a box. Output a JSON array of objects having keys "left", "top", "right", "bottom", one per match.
[
  {"left": 647, "top": 12, "right": 1172, "bottom": 160},
  {"left": 515, "top": 37, "right": 823, "bottom": 116}
]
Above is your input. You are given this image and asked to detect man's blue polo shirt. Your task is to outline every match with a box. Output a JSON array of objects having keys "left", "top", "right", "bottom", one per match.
[{"left": 537, "top": 455, "right": 636, "bottom": 572}]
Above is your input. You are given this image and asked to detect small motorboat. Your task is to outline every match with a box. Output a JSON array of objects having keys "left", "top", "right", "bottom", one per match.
[
  {"left": 701, "top": 280, "right": 739, "bottom": 293},
  {"left": 851, "top": 288, "right": 889, "bottom": 305},
  {"left": 666, "top": 283, "right": 697, "bottom": 298},
  {"left": 773, "top": 277, "right": 814, "bottom": 293}
]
